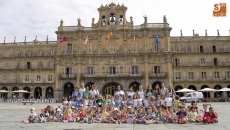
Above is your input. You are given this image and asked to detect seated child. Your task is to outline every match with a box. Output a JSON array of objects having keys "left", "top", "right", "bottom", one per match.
[
  {"left": 79, "top": 105, "right": 86, "bottom": 123},
  {"left": 188, "top": 107, "right": 198, "bottom": 123},
  {"left": 126, "top": 106, "right": 136, "bottom": 124},
  {"left": 23, "top": 108, "right": 37, "bottom": 123},
  {"left": 168, "top": 107, "right": 177, "bottom": 123},
  {"left": 176, "top": 106, "right": 187, "bottom": 124},
  {"left": 209, "top": 107, "right": 218, "bottom": 123},
  {"left": 53, "top": 108, "right": 63, "bottom": 122},
  {"left": 156, "top": 107, "right": 164, "bottom": 124},
  {"left": 38, "top": 109, "right": 47, "bottom": 123},
  {"left": 120, "top": 109, "right": 128, "bottom": 123},
  {"left": 110, "top": 107, "right": 121, "bottom": 124},
  {"left": 62, "top": 103, "right": 73, "bottom": 123},
  {"left": 144, "top": 106, "right": 156, "bottom": 124},
  {"left": 85, "top": 110, "right": 93, "bottom": 123},
  {"left": 94, "top": 108, "right": 102, "bottom": 123},
  {"left": 101, "top": 107, "right": 110, "bottom": 123},
  {"left": 71, "top": 108, "right": 79, "bottom": 122}
]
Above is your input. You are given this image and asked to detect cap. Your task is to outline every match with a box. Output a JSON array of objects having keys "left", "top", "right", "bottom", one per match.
[
  {"left": 80, "top": 104, "right": 83, "bottom": 106},
  {"left": 93, "top": 106, "right": 96, "bottom": 108},
  {"left": 30, "top": 108, "right": 35, "bottom": 110},
  {"left": 128, "top": 106, "right": 132, "bottom": 109},
  {"left": 71, "top": 106, "right": 75, "bottom": 109},
  {"left": 114, "top": 107, "right": 118, "bottom": 111},
  {"left": 57, "top": 108, "right": 61, "bottom": 112}
]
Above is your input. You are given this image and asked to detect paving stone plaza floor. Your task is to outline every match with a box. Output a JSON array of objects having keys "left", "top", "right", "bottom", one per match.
[{"left": 0, "top": 102, "right": 229, "bottom": 130}]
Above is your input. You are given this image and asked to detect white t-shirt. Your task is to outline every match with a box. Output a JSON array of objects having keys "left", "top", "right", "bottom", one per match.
[
  {"left": 79, "top": 88, "right": 85, "bottom": 99},
  {"left": 127, "top": 91, "right": 135, "bottom": 98},
  {"left": 165, "top": 97, "right": 173, "bottom": 107},
  {"left": 90, "top": 90, "right": 99, "bottom": 98},
  {"left": 114, "top": 90, "right": 125, "bottom": 100},
  {"left": 138, "top": 90, "right": 145, "bottom": 100},
  {"left": 143, "top": 99, "right": 149, "bottom": 108},
  {"left": 160, "top": 99, "right": 165, "bottom": 106},
  {"left": 133, "top": 99, "right": 138, "bottom": 107}
]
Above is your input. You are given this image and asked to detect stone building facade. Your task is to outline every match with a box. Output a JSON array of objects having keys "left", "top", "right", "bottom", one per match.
[{"left": 0, "top": 3, "right": 230, "bottom": 100}]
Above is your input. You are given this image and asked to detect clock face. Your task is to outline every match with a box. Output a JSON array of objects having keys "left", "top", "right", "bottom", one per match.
[{"left": 110, "top": 25, "right": 115, "bottom": 30}]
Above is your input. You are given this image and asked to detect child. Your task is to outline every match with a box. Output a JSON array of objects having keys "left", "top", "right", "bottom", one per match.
[
  {"left": 143, "top": 96, "right": 150, "bottom": 110},
  {"left": 62, "top": 97, "right": 68, "bottom": 112},
  {"left": 79, "top": 104, "right": 86, "bottom": 123},
  {"left": 72, "top": 108, "right": 79, "bottom": 122},
  {"left": 110, "top": 107, "right": 121, "bottom": 124},
  {"left": 75, "top": 96, "right": 82, "bottom": 109},
  {"left": 96, "top": 95, "right": 103, "bottom": 108},
  {"left": 83, "top": 96, "right": 89, "bottom": 109},
  {"left": 188, "top": 107, "right": 198, "bottom": 123},
  {"left": 136, "top": 108, "right": 145, "bottom": 124},
  {"left": 101, "top": 107, "right": 110, "bottom": 123},
  {"left": 176, "top": 106, "right": 187, "bottom": 124},
  {"left": 126, "top": 95, "right": 134, "bottom": 107},
  {"left": 89, "top": 96, "right": 94, "bottom": 108},
  {"left": 103, "top": 95, "right": 111, "bottom": 106},
  {"left": 62, "top": 103, "right": 73, "bottom": 123},
  {"left": 120, "top": 109, "right": 128, "bottom": 123},
  {"left": 126, "top": 106, "right": 136, "bottom": 124},
  {"left": 133, "top": 94, "right": 139, "bottom": 109},
  {"left": 160, "top": 95, "right": 166, "bottom": 106},
  {"left": 114, "top": 95, "right": 122, "bottom": 108},
  {"left": 209, "top": 107, "right": 218, "bottom": 123},
  {"left": 168, "top": 107, "right": 177, "bottom": 123},
  {"left": 191, "top": 100, "right": 198, "bottom": 113},
  {"left": 156, "top": 95, "right": 161, "bottom": 108},
  {"left": 156, "top": 107, "right": 164, "bottom": 124},
  {"left": 150, "top": 96, "right": 156, "bottom": 107},
  {"left": 54, "top": 108, "right": 63, "bottom": 122},
  {"left": 144, "top": 106, "right": 156, "bottom": 124},
  {"left": 94, "top": 108, "right": 102, "bottom": 123},
  {"left": 38, "top": 109, "right": 47, "bottom": 123},
  {"left": 174, "top": 95, "right": 180, "bottom": 112},
  {"left": 85, "top": 110, "right": 93, "bottom": 123},
  {"left": 24, "top": 108, "right": 37, "bottom": 123},
  {"left": 165, "top": 93, "right": 173, "bottom": 109}
]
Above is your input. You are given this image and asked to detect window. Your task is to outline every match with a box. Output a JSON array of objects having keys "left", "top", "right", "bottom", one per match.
[
  {"left": 17, "top": 51, "right": 21, "bottom": 57},
  {"left": 186, "top": 46, "right": 192, "bottom": 53},
  {"left": 132, "top": 43, "right": 137, "bottom": 53},
  {"left": 109, "top": 67, "right": 116, "bottom": 74},
  {"left": 214, "top": 58, "right": 218, "bottom": 66},
  {"left": 175, "top": 72, "right": 181, "bottom": 79},
  {"left": 67, "top": 44, "right": 72, "bottom": 53},
  {"left": 131, "top": 66, "right": 139, "bottom": 74},
  {"left": 212, "top": 46, "right": 216, "bottom": 52},
  {"left": 37, "top": 75, "right": 41, "bottom": 81},
  {"left": 49, "top": 61, "right": 54, "bottom": 68},
  {"left": 214, "top": 72, "right": 219, "bottom": 78},
  {"left": 109, "top": 42, "right": 115, "bottom": 53},
  {"left": 154, "top": 66, "right": 161, "bottom": 74},
  {"left": 88, "top": 43, "right": 93, "bottom": 53},
  {"left": 227, "top": 71, "right": 230, "bottom": 78},
  {"left": 48, "top": 75, "right": 53, "bottom": 81},
  {"left": 87, "top": 67, "right": 94, "bottom": 75},
  {"left": 200, "top": 58, "right": 205, "bottom": 65},
  {"left": 38, "top": 62, "right": 43, "bottom": 68},
  {"left": 174, "top": 46, "right": 178, "bottom": 53},
  {"left": 66, "top": 68, "right": 73, "bottom": 75},
  {"left": 27, "top": 62, "right": 31, "bottom": 69},
  {"left": 175, "top": 58, "right": 180, "bottom": 66},
  {"left": 25, "top": 75, "right": 29, "bottom": 81},
  {"left": 186, "top": 94, "right": 191, "bottom": 97},
  {"left": 27, "top": 50, "right": 32, "bottom": 57},
  {"left": 50, "top": 50, "right": 54, "bottom": 56},
  {"left": 200, "top": 46, "right": 204, "bottom": 53},
  {"left": 38, "top": 50, "right": 43, "bottom": 56},
  {"left": 201, "top": 72, "right": 206, "bottom": 79},
  {"left": 188, "top": 72, "right": 194, "bottom": 79}
]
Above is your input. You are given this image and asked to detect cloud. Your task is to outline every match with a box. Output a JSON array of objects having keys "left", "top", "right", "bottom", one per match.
[{"left": 0, "top": 0, "right": 229, "bottom": 43}]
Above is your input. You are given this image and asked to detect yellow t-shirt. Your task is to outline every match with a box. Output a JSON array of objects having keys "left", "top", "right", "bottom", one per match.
[
  {"left": 174, "top": 99, "right": 179, "bottom": 109},
  {"left": 102, "top": 111, "right": 109, "bottom": 118},
  {"left": 188, "top": 111, "right": 198, "bottom": 121}
]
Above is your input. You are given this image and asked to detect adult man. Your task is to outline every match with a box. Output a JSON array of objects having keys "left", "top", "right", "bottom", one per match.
[{"left": 168, "top": 84, "right": 176, "bottom": 100}]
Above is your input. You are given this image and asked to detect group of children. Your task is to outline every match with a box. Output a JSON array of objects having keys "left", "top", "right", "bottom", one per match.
[{"left": 24, "top": 93, "right": 218, "bottom": 124}]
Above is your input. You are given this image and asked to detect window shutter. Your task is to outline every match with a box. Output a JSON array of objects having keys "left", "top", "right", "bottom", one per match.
[
  {"left": 129, "top": 66, "right": 131, "bottom": 74},
  {"left": 93, "top": 67, "right": 95, "bottom": 75},
  {"left": 72, "top": 67, "right": 74, "bottom": 74},
  {"left": 138, "top": 66, "right": 141, "bottom": 74},
  {"left": 116, "top": 66, "right": 119, "bottom": 74}
]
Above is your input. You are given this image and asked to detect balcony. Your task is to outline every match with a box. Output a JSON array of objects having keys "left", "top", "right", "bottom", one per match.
[
  {"left": 173, "top": 61, "right": 230, "bottom": 67},
  {"left": 149, "top": 72, "right": 167, "bottom": 78},
  {"left": 81, "top": 72, "right": 144, "bottom": 79},
  {"left": 59, "top": 73, "right": 77, "bottom": 79},
  {"left": 173, "top": 76, "right": 230, "bottom": 82}
]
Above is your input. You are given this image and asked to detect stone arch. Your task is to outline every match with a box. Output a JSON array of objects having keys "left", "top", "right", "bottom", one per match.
[
  {"left": 214, "top": 85, "right": 222, "bottom": 98},
  {"left": 201, "top": 85, "right": 210, "bottom": 98},
  {"left": 152, "top": 81, "right": 162, "bottom": 90},
  {"left": 102, "top": 82, "right": 122, "bottom": 96},
  {"left": 1, "top": 86, "right": 8, "bottom": 98},
  {"left": 63, "top": 82, "right": 74, "bottom": 99},
  {"left": 188, "top": 85, "right": 197, "bottom": 91},
  {"left": 23, "top": 86, "right": 30, "bottom": 99},
  {"left": 85, "top": 82, "right": 95, "bottom": 91},
  {"left": 175, "top": 85, "right": 183, "bottom": 97},
  {"left": 34, "top": 86, "right": 42, "bottom": 99},
  {"left": 129, "top": 81, "right": 140, "bottom": 92},
  {"left": 46, "top": 86, "right": 53, "bottom": 98},
  {"left": 12, "top": 86, "right": 19, "bottom": 97}
]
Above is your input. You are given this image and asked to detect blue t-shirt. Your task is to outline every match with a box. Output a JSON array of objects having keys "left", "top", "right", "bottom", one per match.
[
  {"left": 75, "top": 99, "right": 82, "bottom": 107},
  {"left": 127, "top": 99, "right": 134, "bottom": 106},
  {"left": 114, "top": 99, "right": 122, "bottom": 107},
  {"left": 146, "top": 92, "right": 153, "bottom": 98},
  {"left": 176, "top": 111, "right": 187, "bottom": 118}
]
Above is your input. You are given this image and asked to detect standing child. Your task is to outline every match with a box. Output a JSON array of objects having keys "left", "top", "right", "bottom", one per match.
[
  {"left": 165, "top": 93, "right": 173, "bottom": 109},
  {"left": 62, "top": 97, "right": 68, "bottom": 112},
  {"left": 160, "top": 95, "right": 166, "bottom": 106},
  {"left": 126, "top": 95, "right": 134, "bottom": 107},
  {"left": 143, "top": 96, "right": 150, "bottom": 110},
  {"left": 83, "top": 96, "right": 89, "bottom": 109},
  {"left": 174, "top": 95, "right": 180, "bottom": 112},
  {"left": 156, "top": 95, "right": 161, "bottom": 108}
]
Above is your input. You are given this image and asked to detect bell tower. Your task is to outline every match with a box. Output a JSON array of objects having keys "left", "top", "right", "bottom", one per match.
[{"left": 91, "top": 3, "right": 133, "bottom": 30}]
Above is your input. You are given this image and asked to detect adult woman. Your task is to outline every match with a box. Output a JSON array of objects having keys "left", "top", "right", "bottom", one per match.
[
  {"left": 90, "top": 85, "right": 99, "bottom": 99},
  {"left": 153, "top": 84, "right": 160, "bottom": 99},
  {"left": 145, "top": 85, "right": 153, "bottom": 99},
  {"left": 168, "top": 84, "right": 176, "bottom": 100},
  {"left": 72, "top": 87, "right": 80, "bottom": 100},
  {"left": 138, "top": 85, "right": 145, "bottom": 100},
  {"left": 126, "top": 86, "right": 135, "bottom": 98},
  {"left": 160, "top": 83, "right": 168, "bottom": 97},
  {"left": 114, "top": 85, "right": 125, "bottom": 100},
  {"left": 79, "top": 83, "right": 85, "bottom": 99}
]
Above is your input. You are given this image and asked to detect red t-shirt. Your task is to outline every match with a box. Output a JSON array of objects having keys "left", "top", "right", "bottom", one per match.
[{"left": 209, "top": 112, "right": 218, "bottom": 120}]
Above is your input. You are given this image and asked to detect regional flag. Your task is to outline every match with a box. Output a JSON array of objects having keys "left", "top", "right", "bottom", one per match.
[
  {"left": 60, "top": 36, "right": 67, "bottom": 43},
  {"left": 107, "top": 31, "right": 113, "bottom": 40},
  {"left": 84, "top": 35, "right": 88, "bottom": 45}
]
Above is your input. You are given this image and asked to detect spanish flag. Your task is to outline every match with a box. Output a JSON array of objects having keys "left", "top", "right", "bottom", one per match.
[{"left": 107, "top": 31, "right": 113, "bottom": 40}]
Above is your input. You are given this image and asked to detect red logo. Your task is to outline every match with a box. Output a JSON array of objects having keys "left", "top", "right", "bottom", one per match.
[{"left": 213, "top": 3, "right": 227, "bottom": 17}]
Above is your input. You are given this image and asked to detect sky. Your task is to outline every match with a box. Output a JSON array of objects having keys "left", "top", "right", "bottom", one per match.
[{"left": 0, "top": 0, "right": 229, "bottom": 42}]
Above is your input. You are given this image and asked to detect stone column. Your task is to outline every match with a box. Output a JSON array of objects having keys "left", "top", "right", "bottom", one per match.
[{"left": 144, "top": 55, "right": 149, "bottom": 89}]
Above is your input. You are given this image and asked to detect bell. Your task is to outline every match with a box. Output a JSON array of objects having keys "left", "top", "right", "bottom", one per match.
[
  {"left": 102, "top": 19, "right": 105, "bottom": 23},
  {"left": 111, "top": 16, "right": 115, "bottom": 22},
  {"left": 120, "top": 18, "right": 122, "bottom": 22}
]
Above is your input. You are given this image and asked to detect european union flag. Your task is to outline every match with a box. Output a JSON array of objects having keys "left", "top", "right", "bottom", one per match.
[{"left": 155, "top": 34, "right": 160, "bottom": 44}]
